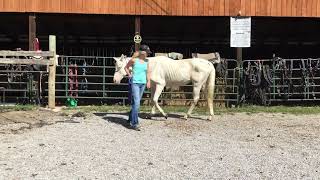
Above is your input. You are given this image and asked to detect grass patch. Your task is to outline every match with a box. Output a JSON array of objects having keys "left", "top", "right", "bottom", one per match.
[
  {"left": 229, "top": 105, "right": 320, "bottom": 115},
  {"left": 69, "top": 105, "right": 131, "bottom": 113},
  {"left": 63, "top": 105, "right": 320, "bottom": 115},
  {"left": 0, "top": 105, "right": 37, "bottom": 112},
  {"left": 2, "top": 104, "right": 320, "bottom": 115}
]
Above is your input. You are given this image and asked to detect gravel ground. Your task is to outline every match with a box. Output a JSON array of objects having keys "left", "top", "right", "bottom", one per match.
[{"left": 0, "top": 111, "right": 320, "bottom": 179}]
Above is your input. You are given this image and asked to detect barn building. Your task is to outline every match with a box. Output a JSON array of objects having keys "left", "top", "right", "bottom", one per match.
[{"left": 0, "top": 0, "right": 319, "bottom": 58}]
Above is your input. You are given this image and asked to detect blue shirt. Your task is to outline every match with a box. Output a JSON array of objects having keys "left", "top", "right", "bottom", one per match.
[{"left": 132, "top": 58, "right": 148, "bottom": 84}]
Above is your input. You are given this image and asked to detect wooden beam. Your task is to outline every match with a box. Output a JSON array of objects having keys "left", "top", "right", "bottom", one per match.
[
  {"left": 236, "top": 47, "right": 243, "bottom": 67},
  {"left": 135, "top": 16, "right": 141, "bottom": 51},
  {"left": 29, "top": 14, "right": 36, "bottom": 51},
  {"left": 0, "top": 58, "right": 53, "bottom": 65},
  {"left": 48, "top": 35, "right": 57, "bottom": 109},
  {"left": 0, "top": 51, "right": 54, "bottom": 57}
]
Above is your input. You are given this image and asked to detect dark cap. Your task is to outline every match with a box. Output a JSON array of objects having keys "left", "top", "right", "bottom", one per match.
[{"left": 139, "top": 44, "right": 152, "bottom": 55}]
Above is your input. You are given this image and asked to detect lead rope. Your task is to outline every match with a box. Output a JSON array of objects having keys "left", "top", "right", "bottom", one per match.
[
  {"left": 75, "top": 64, "right": 78, "bottom": 98},
  {"left": 68, "top": 63, "right": 78, "bottom": 98},
  {"left": 68, "top": 64, "right": 74, "bottom": 97},
  {"left": 80, "top": 61, "right": 88, "bottom": 94}
]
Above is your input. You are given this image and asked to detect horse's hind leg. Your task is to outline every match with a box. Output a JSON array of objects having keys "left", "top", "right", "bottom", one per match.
[
  {"left": 146, "top": 85, "right": 156, "bottom": 119},
  {"left": 184, "top": 85, "right": 201, "bottom": 120},
  {"left": 150, "top": 84, "right": 157, "bottom": 115},
  {"left": 153, "top": 84, "right": 167, "bottom": 119}
]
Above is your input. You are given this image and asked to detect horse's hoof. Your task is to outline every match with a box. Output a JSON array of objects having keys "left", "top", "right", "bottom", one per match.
[
  {"left": 183, "top": 115, "right": 189, "bottom": 120},
  {"left": 164, "top": 114, "right": 168, "bottom": 119},
  {"left": 145, "top": 115, "right": 152, "bottom": 119},
  {"left": 207, "top": 116, "right": 214, "bottom": 121}
]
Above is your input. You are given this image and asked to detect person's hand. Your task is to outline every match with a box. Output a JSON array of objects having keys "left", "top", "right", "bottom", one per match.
[
  {"left": 128, "top": 73, "right": 132, "bottom": 78},
  {"left": 147, "top": 81, "right": 151, "bottom": 89},
  {"left": 132, "top": 51, "right": 139, "bottom": 58}
]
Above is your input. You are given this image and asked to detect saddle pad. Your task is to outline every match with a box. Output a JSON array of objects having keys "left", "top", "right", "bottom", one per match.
[
  {"left": 155, "top": 52, "right": 183, "bottom": 60},
  {"left": 193, "top": 53, "right": 217, "bottom": 60},
  {"left": 155, "top": 53, "right": 169, "bottom": 57}
]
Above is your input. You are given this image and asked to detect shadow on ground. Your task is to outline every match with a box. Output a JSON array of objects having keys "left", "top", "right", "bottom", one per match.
[
  {"left": 93, "top": 112, "right": 168, "bottom": 129},
  {"left": 94, "top": 112, "right": 207, "bottom": 129}
]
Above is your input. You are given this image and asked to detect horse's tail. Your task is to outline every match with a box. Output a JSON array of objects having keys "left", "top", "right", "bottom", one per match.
[{"left": 206, "top": 67, "right": 216, "bottom": 119}]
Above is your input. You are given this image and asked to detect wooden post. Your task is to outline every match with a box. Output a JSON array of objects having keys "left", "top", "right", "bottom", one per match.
[
  {"left": 235, "top": 47, "right": 243, "bottom": 107},
  {"left": 28, "top": 14, "right": 36, "bottom": 51},
  {"left": 135, "top": 16, "right": 141, "bottom": 51},
  {"left": 48, "top": 35, "right": 56, "bottom": 108},
  {"left": 236, "top": 47, "right": 242, "bottom": 68}
]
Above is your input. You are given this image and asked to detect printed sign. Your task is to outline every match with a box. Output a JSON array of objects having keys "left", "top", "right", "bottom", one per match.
[{"left": 230, "top": 17, "right": 251, "bottom": 47}]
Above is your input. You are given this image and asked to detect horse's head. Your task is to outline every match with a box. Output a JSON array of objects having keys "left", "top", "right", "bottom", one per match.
[{"left": 113, "top": 54, "right": 128, "bottom": 84}]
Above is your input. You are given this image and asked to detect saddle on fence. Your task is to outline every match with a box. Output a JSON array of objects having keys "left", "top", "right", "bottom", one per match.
[
  {"left": 192, "top": 52, "right": 227, "bottom": 79},
  {"left": 154, "top": 52, "right": 183, "bottom": 60},
  {"left": 192, "top": 52, "right": 221, "bottom": 63}
]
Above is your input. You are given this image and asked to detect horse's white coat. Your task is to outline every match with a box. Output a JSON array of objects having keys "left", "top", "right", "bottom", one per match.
[{"left": 113, "top": 55, "right": 216, "bottom": 120}]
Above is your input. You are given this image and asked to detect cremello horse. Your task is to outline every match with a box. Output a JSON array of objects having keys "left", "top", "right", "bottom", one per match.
[{"left": 113, "top": 53, "right": 220, "bottom": 121}]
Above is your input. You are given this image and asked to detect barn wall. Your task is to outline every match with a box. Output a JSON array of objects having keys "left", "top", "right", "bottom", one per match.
[{"left": 0, "top": 0, "right": 320, "bottom": 17}]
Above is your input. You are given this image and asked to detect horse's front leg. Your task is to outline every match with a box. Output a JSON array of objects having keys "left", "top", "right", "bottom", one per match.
[{"left": 153, "top": 84, "right": 167, "bottom": 119}]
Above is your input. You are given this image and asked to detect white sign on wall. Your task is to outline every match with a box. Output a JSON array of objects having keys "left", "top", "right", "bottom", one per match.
[{"left": 230, "top": 17, "right": 251, "bottom": 47}]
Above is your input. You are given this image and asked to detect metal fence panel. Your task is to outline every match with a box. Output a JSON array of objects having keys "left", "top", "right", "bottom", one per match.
[
  {"left": 5, "top": 56, "right": 319, "bottom": 106},
  {"left": 54, "top": 56, "right": 239, "bottom": 106},
  {"left": 241, "top": 58, "right": 320, "bottom": 105}
]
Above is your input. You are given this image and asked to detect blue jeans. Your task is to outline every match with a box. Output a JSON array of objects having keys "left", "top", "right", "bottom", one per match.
[
  {"left": 129, "top": 83, "right": 146, "bottom": 128},
  {"left": 128, "top": 78, "right": 132, "bottom": 104}
]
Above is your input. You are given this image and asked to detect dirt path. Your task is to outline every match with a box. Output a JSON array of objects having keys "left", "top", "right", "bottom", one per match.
[{"left": 0, "top": 111, "right": 319, "bottom": 179}]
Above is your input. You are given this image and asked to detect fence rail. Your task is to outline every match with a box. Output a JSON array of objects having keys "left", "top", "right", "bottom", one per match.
[
  {"left": 0, "top": 35, "right": 57, "bottom": 107},
  {"left": 1, "top": 55, "right": 320, "bottom": 106},
  {"left": 54, "top": 56, "right": 239, "bottom": 106},
  {"left": 241, "top": 58, "right": 320, "bottom": 105}
]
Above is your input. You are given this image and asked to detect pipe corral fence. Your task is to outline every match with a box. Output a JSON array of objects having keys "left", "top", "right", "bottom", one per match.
[
  {"left": 0, "top": 36, "right": 57, "bottom": 108},
  {"left": 1, "top": 55, "right": 320, "bottom": 106},
  {"left": 55, "top": 56, "right": 239, "bottom": 107},
  {"left": 240, "top": 58, "right": 320, "bottom": 105}
]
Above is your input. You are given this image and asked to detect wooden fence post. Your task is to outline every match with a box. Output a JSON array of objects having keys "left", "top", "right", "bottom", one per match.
[
  {"left": 48, "top": 35, "right": 56, "bottom": 108},
  {"left": 236, "top": 47, "right": 242, "bottom": 68},
  {"left": 28, "top": 13, "right": 36, "bottom": 51},
  {"left": 236, "top": 47, "right": 243, "bottom": 106},
  {"left": 135, "top": 16, "right": 141, "bottom": 51}
]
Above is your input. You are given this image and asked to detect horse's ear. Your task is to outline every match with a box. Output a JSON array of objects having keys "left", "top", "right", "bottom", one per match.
[
  {"left": 113, "top": 57, "right": 120, "bottom": 62},
  {"left": 118, "top": 54, "right": 128, "bottom": 62}
]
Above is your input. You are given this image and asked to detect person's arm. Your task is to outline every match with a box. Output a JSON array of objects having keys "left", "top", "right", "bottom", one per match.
[
  {"left": 125, "top": 59, "right": 135, "bottom": 77},
  {"left": 125, "top": 52, "right": 139, "bottom": 77},
  {"left": 147, "top": 63, "right": 151, "bottom": 89}
]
